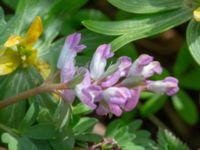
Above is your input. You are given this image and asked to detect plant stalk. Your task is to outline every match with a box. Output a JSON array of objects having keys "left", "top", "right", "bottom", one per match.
[{"left": 0, "top": 83, "right": 68, "bottom": 109}]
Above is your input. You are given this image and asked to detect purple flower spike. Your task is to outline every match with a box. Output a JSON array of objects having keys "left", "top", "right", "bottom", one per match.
[
  {"left": 57, "top": 33, "right": 86, "bottom": 69},
  {"left": 90, "top": 44, "right": 114, "bottom": 80},
  {"left": 146, "top": 77, "right": 179, "bottom": 96}
]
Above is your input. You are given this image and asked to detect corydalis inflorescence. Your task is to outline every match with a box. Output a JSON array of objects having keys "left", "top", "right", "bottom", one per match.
[{"left": 57, "top": 33, "right": 179, "bottom": 117}]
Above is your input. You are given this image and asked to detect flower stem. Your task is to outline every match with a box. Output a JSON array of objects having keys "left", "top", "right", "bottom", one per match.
[{"left": 0, "top": 83, "right": 68, "bottom": 109}]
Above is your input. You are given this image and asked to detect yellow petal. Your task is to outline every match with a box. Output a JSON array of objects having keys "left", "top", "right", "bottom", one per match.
[
  {"left": 36, "top": 60, "right": 51, "bottom": 79},
  {"left": 4, "top": 35, "right": 22, "bottom": 47},
  {"left": 0, "top": 49, "right": 20, "bottom": 75},
  {"left": 24, "top": 16, "right": 43, "bottom": 47},
  {"left": 27, "top": 49, "right": 38, "bottom": 65},
  {"left": 193, "top": 7, "right": 200, "bottom": 22}
]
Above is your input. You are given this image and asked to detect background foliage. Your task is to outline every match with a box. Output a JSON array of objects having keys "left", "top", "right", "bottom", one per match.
[{"left": 0, "top": 0, "right": 200, "bottom": 149}]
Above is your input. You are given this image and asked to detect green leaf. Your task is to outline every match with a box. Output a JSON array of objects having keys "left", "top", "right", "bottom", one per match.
[
  {"left": 72, "top": 103, "right": 92, "bottom": 115},
  {"left": 0, "top": 68, "right": 41, "bottom": 128},
  {"left": 115, "top": 43, "right": 137, "bottom": 60},
  {"left": 158, "top": 129, "right": 189, "bottom": 150},
  {"left": 19, "top": 101, "right": 39, "bottom": 130},
  {"left": 0, "top": 7, "right": 6, "bottom": 33},
  {"left": 173, "top": 44, "right": 193, "bottom": 77},
  {"left": 140, "top": 92, "right": 156, "bottom": 99},
  {"left": 73, "top": 117, "right": 98, "bottom": 134},
  {"left": 75, "top": 133, "right": 102, "bottom": 142},
  {"left": 3, "top": 0, "right": 19, "bottom": 10},
  {"left": 106, "top": 119, "right": 125, "bottom": 137},
  {"left": 2, "top": 133, "right": 38, "bottom": 150},
  {"left": 106, "top": 119, "right": 156, "bottom": 150},
  {"left": 23, "top": 123, "right": 57, "bottom": 140},
  {"left": 108, "top": 0, "right": 184, "bottom": 14},
  {"left": 74, "top": 9, "right": 109, "bottom": 22},
  {"left": 83, "top": 8, "right": 191, "bottom": 36},
  {"left": 179, "top": 68, "right": 200, "bottom": 90},
  {"left": 172, "top": 90, "right": 198, "bottom": 125},
  {"left": 140, "top": 95, "right": 168, "bottom": 117},
  {"left": 0, "top": 66, "right": 56, "bottom": 128},
  {"left": 83, "top": 8, "right": 192, "bottom": 51},
  {"left": 187, "top": 19, "right": 200, "bottom": 65},
  {"left": 50, "top": 127, "right": 74, "bottom": 150},
  {"left": 53, "top": 100, "right": 71, "bottom": 131}
]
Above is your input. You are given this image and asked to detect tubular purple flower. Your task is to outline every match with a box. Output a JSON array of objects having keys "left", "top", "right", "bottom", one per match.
[
  {"left": 95, "top": 87, "right": 133, "bottom": 116},
  {"left": 141, "top": 61, "right": 162, "bottom": 78},
  {"left": 81, "top": 85, "right": 102, "bottom": 109},
  {"left": 75, "top": 70, "right": 102, "bottom": 109},
  {"left": 109, "top": 103, "right": 122, "bottom": 117},
  {"left": 102, "top": 87, "right": 131, "bottom": 105},
  {"left": 57, "top": 33, "right": 86, "bottom": 69},
  {"left": 146, "top": 77, "right": 179, "bottom": 96},
  {"left": 90, "top": 44, "right": 114, "bottom": 80},
  {"left": 128, "top": 54, "right": 153, "bottom": 77},
  {"left": 58, "top": 33, "right": 86, "bottom": 102},
  {"left": 101, "top": 56, "right": 132, "bottom": 88},
  {"left": 96, "top": 105, "right": 109, "bottom": 116},
  {"left": 124, "top": 87, "right": 141, "bottom": 111}
]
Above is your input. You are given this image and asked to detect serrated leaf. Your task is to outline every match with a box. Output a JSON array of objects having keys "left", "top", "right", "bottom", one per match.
[
  {"left": 108, "top": 0, "right": 184, "bottom": 14},
  {"left": 187, "top": 19, "right": 200, "bottom": 65},
  {"left": 83, "top": 8, "right": 192, "bottom": 51},
  {"left": 106, "top": 119, "right": 156, "bottom": 150},
  {"left": 158, "top": 129, "right": 189, "bottom": 150},
  {"left": 140, "top": 95, "right": 168, "bottom": 117},
  {"left": 172, "top": 90, "right": 198, "bottom": 125}
]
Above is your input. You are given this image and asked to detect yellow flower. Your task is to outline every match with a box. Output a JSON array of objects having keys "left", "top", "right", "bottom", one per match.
[
  {"left": 193, "top": 7, "right": 200, "bottom": 22},
  {"left": 0, "top": 16, "right": 50, "bottom": 78}
]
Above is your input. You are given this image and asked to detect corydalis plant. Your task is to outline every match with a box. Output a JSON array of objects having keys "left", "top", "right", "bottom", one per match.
[{"left": 57, "top": 33, "right": 179, "bottom": 117}]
